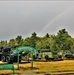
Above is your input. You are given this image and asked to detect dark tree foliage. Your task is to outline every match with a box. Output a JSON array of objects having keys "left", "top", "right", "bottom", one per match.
[
  {"left": 0, "top": 29, "right": 74, "bottom": 54},
  {"left": 15, "top": 35, "right": 23, "bottom": 46},
  {"left": 45, "top": 33, "right": 49, "bottom": 38}
]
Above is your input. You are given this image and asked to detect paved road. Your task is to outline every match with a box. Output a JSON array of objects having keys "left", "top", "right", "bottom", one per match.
[
  {"left": 2, "top": 71, "right": 74, "bottom": 75},
  {"left": 10, "top": 72, "right": 50, "bottom": 75},
  {"left": 11, "top": 71, "right": 74, "bottom": 75}
]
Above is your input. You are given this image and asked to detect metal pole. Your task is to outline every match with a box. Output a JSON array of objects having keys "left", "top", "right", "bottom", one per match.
[
  {"left": 17, "top": 53, "right": 20, "bottom": 70},
  {"left": 17, "top": 48, "right": 19, "bottom": 70},
  {"left": 31, "top": 51, "right": 33, "bottom": 69},
  {"left": 13, "top": 68, "right": 14, "bottom": 75}
]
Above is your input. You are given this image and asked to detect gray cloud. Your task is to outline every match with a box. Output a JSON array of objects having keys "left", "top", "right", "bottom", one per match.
[{"left": 0, "top": 1, "right": 74, "bottom": 40}]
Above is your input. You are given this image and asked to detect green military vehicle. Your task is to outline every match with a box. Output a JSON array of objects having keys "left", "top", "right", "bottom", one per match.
[
  {"left": 33, "top": 49, "right": 63, "bottom": 61},
  {"left": 63, "top": 50, "right": 74, "bottom": 59}
]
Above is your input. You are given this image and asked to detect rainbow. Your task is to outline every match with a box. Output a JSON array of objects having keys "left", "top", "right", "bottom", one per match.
[{"left": 38, "top": 6, "right": 73, "bottom": 35}]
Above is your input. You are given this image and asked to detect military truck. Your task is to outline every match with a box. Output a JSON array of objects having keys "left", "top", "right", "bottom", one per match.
[
  {"left": 0, "top": 46, "right": 21, "bottom": 63},
  {"left": 63, "top": 50, "right": 74, "bottom": 59},
  {"left": 33, "top": 49, "right": 63, "bottom": 61}
]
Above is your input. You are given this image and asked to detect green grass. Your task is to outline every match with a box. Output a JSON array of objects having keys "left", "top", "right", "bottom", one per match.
[{"left": 0, "top": 60, "right": 74, "bottom": 74}]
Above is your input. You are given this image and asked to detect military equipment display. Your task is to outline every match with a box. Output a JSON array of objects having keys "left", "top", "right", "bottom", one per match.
[
  {"left": 0, "top": 46, "right": 38, "bottom": 74},
  {"left": 0, "top": 46, "right": 38, "bottom": 64},
  {"left": 36, "top": 49, "right": 54, "bottom": 61},
  {"left": 33, "top": 49, "right": 74, "bottom": 61},
  {"left": 0, "top": 45, "right": 74, "bottom": 64},
  {"left": 63, "top": 50, "right": 74, "bottom": 59}
]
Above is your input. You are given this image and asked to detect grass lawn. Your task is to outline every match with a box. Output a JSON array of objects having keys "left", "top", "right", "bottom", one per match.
[{"left": 0, "top": 60, "right": 74, "bottom": 74}]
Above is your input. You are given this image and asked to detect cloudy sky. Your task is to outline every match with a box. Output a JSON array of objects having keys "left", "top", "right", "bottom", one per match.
[{"left": 0, "top": 1, "right": 74, "bottom": 40}]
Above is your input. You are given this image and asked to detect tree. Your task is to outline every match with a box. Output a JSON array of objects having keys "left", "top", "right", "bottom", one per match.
[
  {"left": 0, "top": 28, "right": 74, "bottom": 53},
  {"left": 36, "top": 35, "right": 51, "bottom": 49},
  {"left": 23, "top": 37, "right": 31, "bottom": 46},
  {"left": 31, "top": 32, "right": 37, "bottom": 38},
  {"left": 23, "top": 32, "right": 40, "bottom": 48},
  {"left": 45, "top": 33, "right": 49, "bottom": 38},
  {"left": 0, "top": 40, "right": 8, "bottom": 46},
  {"left": 8, "top": 39, "right": 15, "bottom": 46},
  {"left": 15, "top": 35, "right": 23, "bottom": 45},
  {"left": 50, "top": 29, "right": 73, "bottom": 53},
  {"left": 30, "top": 32, "right": 40, "bottom": 48},
  {"left": 36, "top": 38, "right": 50, "bottom": 49}
]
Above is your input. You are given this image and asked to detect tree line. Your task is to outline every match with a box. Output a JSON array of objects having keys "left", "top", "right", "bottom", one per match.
[{"left": 0, "top": 29, "right": 74, "bottom": 53}]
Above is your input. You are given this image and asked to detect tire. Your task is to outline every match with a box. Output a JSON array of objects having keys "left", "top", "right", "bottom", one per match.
[
  {"left": 6, "top": 56, "right": 13, "bottom": 63},
  {"left": 1, "top": 56, "right": 6, "bottom": 62},
  {"left": 45, "top": 55, "right": 49, "bottom": 62}
]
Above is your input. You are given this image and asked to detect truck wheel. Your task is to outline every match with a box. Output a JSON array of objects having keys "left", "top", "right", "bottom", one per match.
[
  {"left": 1, "top": 56, "right": 6, "bottom": 62},
  {"left": 6, "top": 56, "right": 12, "bottom": 63},
  {"left": 45, "top": 55, "right": 49, "bottom": 62}
]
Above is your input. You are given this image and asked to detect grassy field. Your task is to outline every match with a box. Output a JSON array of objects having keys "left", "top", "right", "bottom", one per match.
[{"left": 0, "top": 60, "right": 74, "bottom": 74}]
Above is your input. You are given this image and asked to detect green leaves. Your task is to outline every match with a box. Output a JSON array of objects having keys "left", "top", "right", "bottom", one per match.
[{"left": 0, "top": 29, "right": 74, "bottom": 53}]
